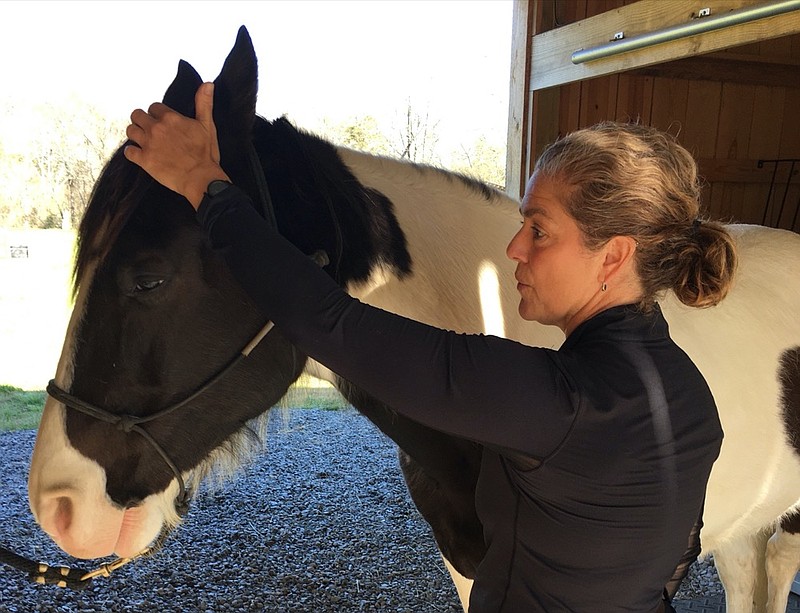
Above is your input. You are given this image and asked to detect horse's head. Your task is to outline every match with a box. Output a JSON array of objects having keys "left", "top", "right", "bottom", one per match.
[{"left": 27, "top": 27, "right": 308, "bottom": 560}]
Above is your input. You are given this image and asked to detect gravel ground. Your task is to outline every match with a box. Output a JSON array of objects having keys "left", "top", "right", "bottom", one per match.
[{"left": 0, "top": 407, "right": 721, "bottom": 612}]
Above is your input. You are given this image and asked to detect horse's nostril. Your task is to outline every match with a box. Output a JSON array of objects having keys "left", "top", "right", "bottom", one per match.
[{"left": 53, "top": 496, "right": 73, "bottom": 537}]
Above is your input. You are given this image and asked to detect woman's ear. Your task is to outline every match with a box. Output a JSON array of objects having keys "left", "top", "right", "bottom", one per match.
[{"left": 601, "top": 235, "right": 638, "bottom": 284}]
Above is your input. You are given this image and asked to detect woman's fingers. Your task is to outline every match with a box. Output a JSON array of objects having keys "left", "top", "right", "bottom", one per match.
[
  {"left": 129, "top": 108, "right": 152, "bottom": 128},
  {"left": 123, "top": 86, "right": 228, "bottom": 208},
  {"left": 122, "top": 143, "right": 141, "bottom": 164},
  {"left": 146, "top": 102, "right": 171, "bottom": 119},
  {"left": 194, "top": 83, "right": 221, "bottom": 163},
  {"left": 125, "top": 122, "right": 144, "bottom": 144}
]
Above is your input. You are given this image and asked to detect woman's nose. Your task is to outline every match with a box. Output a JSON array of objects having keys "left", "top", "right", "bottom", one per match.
[{"left": 506, "top": 229, "right": 526, "bottom": 263}]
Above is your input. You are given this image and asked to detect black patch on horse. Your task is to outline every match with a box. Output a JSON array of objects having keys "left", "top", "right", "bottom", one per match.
[
  {"left": 780, "top": 347, "right": 800, "bottom": 457},
  {"left": 252, "top": 116, "right": 412, "bottom": 286}
]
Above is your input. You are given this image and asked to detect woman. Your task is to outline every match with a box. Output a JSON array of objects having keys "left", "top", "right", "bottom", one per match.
[{"left": 124, "top": 83, "right": 736, "bottom": 612}]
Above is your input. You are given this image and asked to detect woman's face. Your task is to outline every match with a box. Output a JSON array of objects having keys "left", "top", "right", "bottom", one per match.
[{"left": 506, "top": 173, "right": 606, "bottom": 333}]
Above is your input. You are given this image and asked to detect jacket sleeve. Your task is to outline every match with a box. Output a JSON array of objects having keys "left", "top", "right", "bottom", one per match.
[{"left": 197, "top": 185, "right": 579, "bottom": 458}]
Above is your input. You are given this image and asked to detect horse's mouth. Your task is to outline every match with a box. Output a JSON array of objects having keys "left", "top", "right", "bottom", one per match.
[
  {"left": 109, "top": 483, "right": 192, "bottom": 559},
  {"left": 76, "top": 517, "right": 183, "bottom": 585}
]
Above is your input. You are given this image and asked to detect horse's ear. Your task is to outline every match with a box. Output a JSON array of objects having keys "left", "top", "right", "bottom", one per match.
[
  {"left": 213, "top": 26, "right": 258, "bottom": 136},
  {"left": 162, "top": 60, "right": 203, "bottom": 117},
  {"left": 210, "top": 27, "right": 263, "bottom": 215}
]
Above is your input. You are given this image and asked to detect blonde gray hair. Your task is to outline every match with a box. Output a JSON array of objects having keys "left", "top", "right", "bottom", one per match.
[{"left": 533, "top": 122, "right": 737, "bottom": 309}]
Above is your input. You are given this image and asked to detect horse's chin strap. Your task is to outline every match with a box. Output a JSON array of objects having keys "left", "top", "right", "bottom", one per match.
[
  {"left": 45, "top": 305, "right": 285, "bottom": 511},
  {"left": 33, "top": 317, "right": 270, "bottom": 591}
]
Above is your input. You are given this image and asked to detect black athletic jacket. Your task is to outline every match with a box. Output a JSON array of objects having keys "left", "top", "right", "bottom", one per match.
[{"left": 197, "top": 186, "right": 723, "bottom": 612}]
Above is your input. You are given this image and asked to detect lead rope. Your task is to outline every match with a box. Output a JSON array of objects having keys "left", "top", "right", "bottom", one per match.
[{"left": 0, "top": 546, "right": 91, "bottom": 590}]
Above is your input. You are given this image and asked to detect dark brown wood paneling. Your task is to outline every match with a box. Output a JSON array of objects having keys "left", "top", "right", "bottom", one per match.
[
  {"left": 650, "top": 77, "right": 688, "bottom": 134},
  {"left": 715, "top": 83, "right": 755, "bottom": 160}
]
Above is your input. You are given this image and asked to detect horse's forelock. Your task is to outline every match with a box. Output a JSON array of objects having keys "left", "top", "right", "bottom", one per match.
[{"left": 74, "top": 146, "right": 154, "bottom": 294}]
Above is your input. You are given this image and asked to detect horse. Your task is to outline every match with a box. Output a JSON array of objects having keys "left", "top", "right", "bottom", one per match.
[{"left": 27, "top": 27, "right": 800, "bottom": 612}]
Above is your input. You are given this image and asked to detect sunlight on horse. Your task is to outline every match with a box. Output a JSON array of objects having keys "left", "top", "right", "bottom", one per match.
[{"left": 478, "top": 261, "right": 506, "bottom": 338}]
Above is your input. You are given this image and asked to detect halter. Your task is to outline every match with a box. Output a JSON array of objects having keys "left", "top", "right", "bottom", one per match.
[
  {"left": 1, "top": 142, "right": 328, "bottom": 589},
  {"left": 46, "top": 316, "right": 278, "bottom": 514},
  {"left": 0, "top": 310, "right": 277, "bottom": 590}
]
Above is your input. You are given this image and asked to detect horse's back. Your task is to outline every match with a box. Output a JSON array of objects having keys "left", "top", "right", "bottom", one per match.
[
  {"left": 661, "top": 224, "right": 800, "bottom": 550},
  {"left": 338, "top": 150, "right": 800, "bottom": 552}
]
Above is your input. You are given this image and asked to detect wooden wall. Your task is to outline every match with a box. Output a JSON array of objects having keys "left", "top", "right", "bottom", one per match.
[{"left": 512, "top": 0, "right": 800, "bottom": 231}]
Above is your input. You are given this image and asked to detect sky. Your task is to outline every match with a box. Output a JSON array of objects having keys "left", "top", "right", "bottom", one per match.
[{"left": 1, "top": 0, "right": 514, "bottom": 157}]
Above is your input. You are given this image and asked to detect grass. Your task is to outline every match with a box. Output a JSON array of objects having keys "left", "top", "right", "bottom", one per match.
[
  {"left": 0, "top": 384, "right": 46, "bottom": 431},
  {"left": 0, "top": 378, "right": 349, "bottom": 433}
]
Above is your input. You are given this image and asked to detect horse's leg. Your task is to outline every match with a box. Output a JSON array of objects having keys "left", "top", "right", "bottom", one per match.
[
  {"left": 442, "top": 554, "right": 474, "bottom": 612},
  {"left": 397, "top": 447, "right": 484, "bottom": 612},
  {"left": 715, "top": 530, "right": 770, "bottom": 613},
  {"left": 766, "top": 514, "right": 800, "bottom": 613},
  {"left": 396, "top": 446, "right": 485, "bottom": 573},
  {"left": 767, "top": 349, "right": 800, "bottom": 612}
]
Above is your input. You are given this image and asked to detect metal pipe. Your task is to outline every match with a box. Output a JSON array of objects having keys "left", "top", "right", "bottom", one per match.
[{"left": 571, "top": 0, "right": 800, "bottom": 64}]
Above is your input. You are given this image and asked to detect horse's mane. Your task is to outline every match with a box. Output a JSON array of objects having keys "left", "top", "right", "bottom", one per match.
[
  {"left": 428, "top": 164, "right": 505, "bottom": 202},
  {"left": 73, "top": 145, "right": 154, "bottom": 295},
  {"left": 252, "top": 116, "right": 413, "bottom": 284}
]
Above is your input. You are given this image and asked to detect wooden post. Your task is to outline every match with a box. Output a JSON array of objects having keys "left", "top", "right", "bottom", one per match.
[{"left": 506, "top": 0, "right": 536, "bottom": 200}]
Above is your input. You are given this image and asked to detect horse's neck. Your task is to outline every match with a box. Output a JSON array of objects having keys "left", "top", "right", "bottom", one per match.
[{"left": 337, "top": 148, "right": 564, "bottom": 349}]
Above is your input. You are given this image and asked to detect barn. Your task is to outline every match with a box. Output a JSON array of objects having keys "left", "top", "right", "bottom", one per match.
[{"left": 506, "top": 0, "right": 800, "bottom": 233}]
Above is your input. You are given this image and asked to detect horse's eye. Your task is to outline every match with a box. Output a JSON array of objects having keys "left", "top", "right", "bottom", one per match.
[{"left": 134, "top": 278, "right": 164, "bottom": 293}]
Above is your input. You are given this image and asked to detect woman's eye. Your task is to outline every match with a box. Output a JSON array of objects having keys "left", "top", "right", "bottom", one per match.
[
  {"left": 134, "top": 278, "right": 164, "bottom": 293},
  {"left": 531, "top": 225, "right": 545, "bottom": 239}
]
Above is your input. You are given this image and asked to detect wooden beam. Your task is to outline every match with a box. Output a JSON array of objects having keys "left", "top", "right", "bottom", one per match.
[
  {"left": 629, "top": 52, "right": 800, "bottom": 87},
  {"left": 530, "top": 0, "right": 800, "bottom": 91},
  {"left": 506, "top": 0, "right": 538, "bottom": 200}
]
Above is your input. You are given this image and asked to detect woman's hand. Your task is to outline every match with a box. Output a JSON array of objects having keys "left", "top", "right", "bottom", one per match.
[{"left": 124, "top": 82, "right": 230, "bottom": 210}]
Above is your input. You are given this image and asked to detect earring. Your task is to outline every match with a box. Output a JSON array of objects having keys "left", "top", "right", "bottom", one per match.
[{"left": 601, "top": 282, "right": 607, "bottom": 292}]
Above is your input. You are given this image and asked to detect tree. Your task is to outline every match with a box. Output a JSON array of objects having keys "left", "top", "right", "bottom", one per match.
[
  {"left": 319, "top": 115, "right": 391, "bottom": 155},
  {"left": 0, "top": 98, "right": 125, "bottom": 229},
  {"left": 451, "top": 135, "right": 506, "bottom": 189},
  {"left": 389, "top": 98, "right": 440, "bottom": 165},
  {"left": 0, "top": 137, "right": 32, "bottom": 227},
  {"left": 319, "top": 101, "right": 443, "bottom": 166}
]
